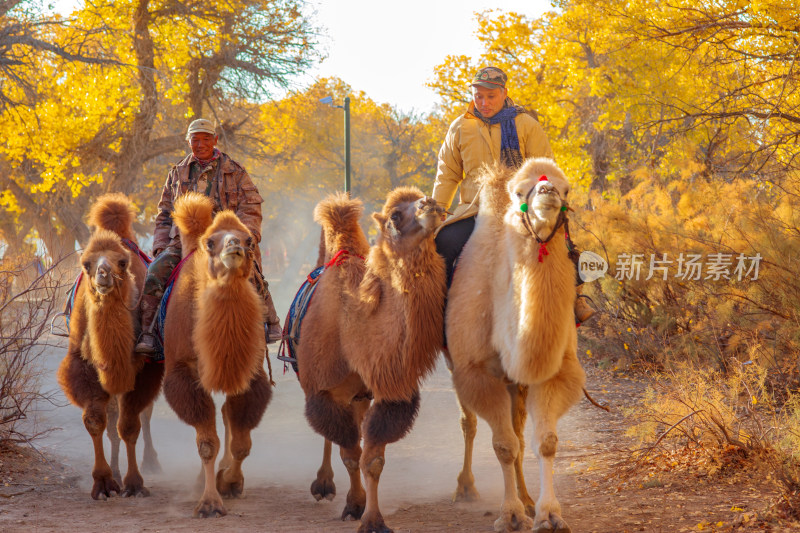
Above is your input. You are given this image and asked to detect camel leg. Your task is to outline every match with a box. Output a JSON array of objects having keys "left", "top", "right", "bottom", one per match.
[
  {"left": 217, "top": 368, "right": 272, "bottom": 498},
  {"left": 163, "top": 361, "right": 224, "bottom": 517},
  {"left": 140, "top": 402, "right": 162, "bottom": 474},
  {"left": 358, "top": 393, "right": 421, "bottom": 533},
  {"left": 310, "top": 439, "right": 336, "bottom": 501},
  {"left": 106, "top": 396, "right": 121, "bottom": 483},
  {"left": 452, "top": 365, "right": 533, "bottom": 533},
  {"left": 453, "top": 393, "right": 480, "bottom": 503},
  {"left": 118, "top": 360, "right": 164, "bottom": 497},
  {"left": 340, "top": 396, "right": 369, "bottom": 521},
  {"left": 526, "top": 353, "right": 585, "bottom": 533},
  {"left": 58, "top": 351, "right": 120, "bottom": 500},
  {"left": 510, "top": 384, "right": 536, "bottom": 518}
]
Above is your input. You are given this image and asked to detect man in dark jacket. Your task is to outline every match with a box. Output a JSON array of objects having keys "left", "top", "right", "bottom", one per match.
[{"left": 135, "top": 118, "right": 281, "bottom": 354}]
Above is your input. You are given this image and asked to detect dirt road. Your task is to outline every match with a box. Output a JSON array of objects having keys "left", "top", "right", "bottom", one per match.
[{"left": 0, "top": 338, "right": 784, "bottom": 532}]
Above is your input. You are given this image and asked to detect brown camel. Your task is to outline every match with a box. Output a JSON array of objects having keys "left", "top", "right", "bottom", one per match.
[
  {"left": 446, "top": 159, "right": 586, "bottom": 533},
  {"left": 295, "top": 188, "right": 446, "bottom": 533},
  {"left": 57, "top": 193, "right": 164, "bottom": 499},
  {"left": 160, "top": 192, "right": 271, "bottom": 517}
]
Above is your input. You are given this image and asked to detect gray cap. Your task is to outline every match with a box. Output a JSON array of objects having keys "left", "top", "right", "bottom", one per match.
[
  {"left": 186, "top": 118, "right": 216, "bottom": 140},
  {"left": 471, "top": 66, "right": 508, "bottom": 89}
]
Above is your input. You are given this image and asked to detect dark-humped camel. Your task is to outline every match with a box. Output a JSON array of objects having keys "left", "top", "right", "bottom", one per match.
[
  {"left": 296, "top": 188, "right": 446, "bottom": 533},
  {"left": 447, "top": 159, "right": 586, "bottom": 532},
  {"left": 161, "top": 192, "right": 271, "bottom": 517},
  {"left": 57, "top": 193, "right": 164, "bottom": 499}
]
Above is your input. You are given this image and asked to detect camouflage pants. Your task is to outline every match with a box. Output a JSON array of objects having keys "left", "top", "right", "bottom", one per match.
[{"left": 142, "top": 245, "right": 279, "bottom": 325}]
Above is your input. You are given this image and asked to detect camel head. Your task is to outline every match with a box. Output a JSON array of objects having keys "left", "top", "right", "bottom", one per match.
[
  {"left": 506, "top": 158, "right": 570, "bottom": 239},
  {"left": 200, "top": 210, "right": 256, "bottom": 282},
  {"left": 80, "top": 229, "right": 132, "bottom": 297},
  {"left": 372, "top": 187, "right": 445, "bottom": 254}
]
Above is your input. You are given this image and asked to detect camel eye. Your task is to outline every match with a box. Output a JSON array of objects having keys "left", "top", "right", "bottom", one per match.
[
  {"left": 118, "top": 259, "right": 128, "bottom": 270},
  {"left": 206, "top": 239, "right": 214, "bottom": 252},
  {"left": 245, "top": 236, "right": 253, "bottom": 248},
  {"left": 82, "top": 261, "right": 91, "bottom": 272},
  {"left": 515, "top": 191, "right": 523, "bottom": 199},
  {"left": 390, "top": 211, "right": 401, "bottom": 222}
]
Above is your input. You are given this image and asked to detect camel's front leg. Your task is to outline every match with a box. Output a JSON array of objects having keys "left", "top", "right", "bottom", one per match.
[
  {"left": 217, "top": 368, "right": 272, "bottom": 498},
  {"left": 310, "top": 439, "right": 336, "bottom": 501},
  {"left": 84, "top": 398, "right": 120, "bottom": 500},
  {"left": 526, "top": 352, "right": 585, "bottom": 533},
  {"left": 510, "top": 384, "right": 536, "bottom": 518},
  {"left": 453, "top": 394, "right": 480, "bottom": 503},
  {"left": 105, "top": 396, "right": 121, "bottom": 483},
  {"left": 358, "top": 393, "right": 421, "bottom": 533},
  {"left": 340, "top": 396, "right": 370, "bottom": 521},
  {"left": 58, "top": 351, "right": 119, "bottom": 500},
  {"left": 452, "top": 365, "right": 532, "bottom": 533},
  {"left": 118, "top": 361, "right": 164, "bottom": 497},
  {"left": 163, "top": 362, "right": 225, "bottom": 517}
]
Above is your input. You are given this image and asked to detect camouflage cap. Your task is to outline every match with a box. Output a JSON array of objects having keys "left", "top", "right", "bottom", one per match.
[
  {"left": 471, "top": 66, "right": 507, "bottom": 89},
  {"left": 186, "top": 118, "right": 216, "bottom": 140}
]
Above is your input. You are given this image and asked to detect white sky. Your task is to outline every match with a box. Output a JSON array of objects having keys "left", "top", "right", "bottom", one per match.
[{"left": 51, "top": 0, "right": 552, "bottom": 114}]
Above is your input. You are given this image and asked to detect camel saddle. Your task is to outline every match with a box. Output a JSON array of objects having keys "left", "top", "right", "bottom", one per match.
[{"left": 277, "top": 264, "right": 326, "bottom": 376}]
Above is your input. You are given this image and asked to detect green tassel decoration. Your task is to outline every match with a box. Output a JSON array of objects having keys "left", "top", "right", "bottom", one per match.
[{"left": 520, "top": 203, "right": 528, "bottom": 213}]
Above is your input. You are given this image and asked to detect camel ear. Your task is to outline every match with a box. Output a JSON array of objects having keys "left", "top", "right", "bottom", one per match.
[{"left": 372, "top": 212, "right": 386, "bottom": 228}]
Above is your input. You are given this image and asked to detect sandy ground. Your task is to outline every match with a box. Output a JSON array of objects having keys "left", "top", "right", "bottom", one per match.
[{"left": 0, "top": 336, "right": 789, "bottom": 533}]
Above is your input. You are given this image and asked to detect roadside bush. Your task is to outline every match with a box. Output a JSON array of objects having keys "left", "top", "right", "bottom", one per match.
[{"left": 0, "top": 254, "right": 70, "bottom": 446}]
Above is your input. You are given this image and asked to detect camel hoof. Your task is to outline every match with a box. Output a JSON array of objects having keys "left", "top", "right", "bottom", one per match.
[
  {"left": 340, "top": 500, "right": 365, "bottom": 521},
  {"left": 453, "top": 483, "right": 480, "bottom": 503},
  {"left": 494, "top": 511, "right": 534, "bottom": 532},
  {"left": 194, "top": 499, "right": 227, "bottom": 518},
  {"left": 91, "top": 476, "right": 120, "bottom": 500},
  {"left": 534, "top": 515, "right": 570, "bottom": 533},
  {"left": 216, "top": 469, "right": 244, "bottom": 498},
  {"left": 120, "top": 484, "right": 150, "bottom": 498},
  {"left": 310, "top": 477, "right": 336, "bottom": 501},
  {"left": 357, "top": 521, "right": 393, "bottom": 533}
]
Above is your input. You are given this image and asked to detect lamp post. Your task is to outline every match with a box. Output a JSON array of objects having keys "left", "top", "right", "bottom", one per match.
[{"left": 320, "top": 95, "right": 351, "bottom": 196}]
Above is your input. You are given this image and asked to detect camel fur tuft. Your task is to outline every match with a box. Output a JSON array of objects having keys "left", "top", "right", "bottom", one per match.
[
  {"left": 87, "top": 193, "right": 137, "bottom": 242},
  {"left": 172, "top": 192, "right": 215, "bottom": 254}
]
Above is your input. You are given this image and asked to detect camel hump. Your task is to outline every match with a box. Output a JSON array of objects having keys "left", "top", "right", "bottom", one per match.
[
  {"left": 173, "top": 192, "right": 215, "bottom": 251},
  {"left": 381, "top": 186, "right": 424, "bottom": 213},
  {"left": 313, "top": 192, "right": 364, "bottom": 232},
  {"left": 87, "top": 193, "right": 137, "bottom": 240}
]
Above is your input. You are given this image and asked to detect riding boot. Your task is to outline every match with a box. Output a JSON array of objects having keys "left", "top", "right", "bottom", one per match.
[
  {"left": 574, "top": 285, "right": 596, "bottom": 324},
  {"left": 134, "top": 293, "right": 161, "bottom": 354},
  {"left": 263, "top": 283, "right": 282, "bottom": 344}
]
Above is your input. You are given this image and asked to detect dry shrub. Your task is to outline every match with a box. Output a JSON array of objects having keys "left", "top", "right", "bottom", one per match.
[{"left": 0, "top": 253, "right": 72, "bottom": 445}]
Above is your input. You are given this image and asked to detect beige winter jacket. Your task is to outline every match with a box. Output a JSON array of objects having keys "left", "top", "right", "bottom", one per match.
[{"left": 432, "top": 101, "right": 553, "bottom": 226}]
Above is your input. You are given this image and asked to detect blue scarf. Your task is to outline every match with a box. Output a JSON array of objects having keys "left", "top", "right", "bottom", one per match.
[{"left": 474, "top": 101, "right": 524, "bottom": 169}]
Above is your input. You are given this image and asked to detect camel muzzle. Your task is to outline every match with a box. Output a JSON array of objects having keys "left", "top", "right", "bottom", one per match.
[
  {"left": 94, "top": 259, "right": 114, "bottom": 295},
  {"left": 220, "top": 234, "right": 245, "bottom": 269}
]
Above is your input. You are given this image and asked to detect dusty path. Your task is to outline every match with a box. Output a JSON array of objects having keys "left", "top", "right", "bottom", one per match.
[{"left": 0, "top": 337, "right": 784, "bottom": 532}]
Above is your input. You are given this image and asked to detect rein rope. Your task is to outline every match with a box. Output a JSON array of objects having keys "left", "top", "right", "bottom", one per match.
[{"left": 519, "top": 176, "right": 569, "bottom": 262}]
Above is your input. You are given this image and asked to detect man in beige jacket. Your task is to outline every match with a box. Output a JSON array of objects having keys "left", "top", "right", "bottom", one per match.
[{"left": 432, "top": 66, "right": 594, "bottom": 322}]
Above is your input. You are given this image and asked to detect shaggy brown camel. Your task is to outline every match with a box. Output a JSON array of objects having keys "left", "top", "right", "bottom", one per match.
[
  {"left": 57, "top": 193, "right": 164, "bottom": 499},
  {"left": 296, "top": 188, "right": 446, "bottom": 533},
  {"left": 446, "top": 159, "right": 586, "bottom": 533},
  {"left": 161, "top": 192, "right": 271, "bottom": 518}
]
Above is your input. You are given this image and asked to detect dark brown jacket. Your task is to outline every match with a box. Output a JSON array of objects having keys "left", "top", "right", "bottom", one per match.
[{"left": 153, "top": 152, "right": 263, "bottom": 254}]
